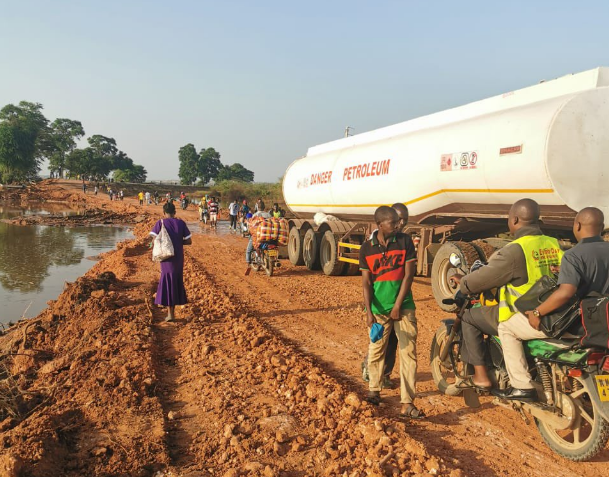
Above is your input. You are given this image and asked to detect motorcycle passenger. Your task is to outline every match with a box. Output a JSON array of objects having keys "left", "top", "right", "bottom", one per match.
[
  {"left": 497, "top": 207, "right": 609, "bottom": 400},
  {"left": 452, "top": 199, "right": 563, "bottom": 395}
]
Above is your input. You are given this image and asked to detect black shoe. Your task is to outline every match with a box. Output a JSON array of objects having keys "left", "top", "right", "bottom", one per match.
[{"left": 491, "top": 387, "right": 537, "bottom": 402}]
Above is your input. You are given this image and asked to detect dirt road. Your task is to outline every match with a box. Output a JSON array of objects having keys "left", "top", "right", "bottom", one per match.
[{"left": 0, "top": 180, "right": 606, "bottom": 476}]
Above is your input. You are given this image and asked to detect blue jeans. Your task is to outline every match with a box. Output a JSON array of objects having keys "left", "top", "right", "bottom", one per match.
[{"left": 246, "top": 237, "right": 254, "bottom": 263}]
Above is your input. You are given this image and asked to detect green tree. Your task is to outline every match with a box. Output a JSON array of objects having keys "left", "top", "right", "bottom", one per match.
[
  {"left": 178, "top": 143, "right": 199, "bottom": 185},
  {"left": 216, "top": 163, "right": 255, "bottom": 182},
  {"left": 48, "top": 118, "right": 85, "bottom": 178},
  {"left": 65, "top": 148, "right": 92, "bottom": 178},
  {"left": 197, "top": 147, "right": 223, "bottom": 185},
  {"left": 114, "top": 164, "right": 147, "bottom": 183},
  {"left": 0, "top": 101, "right": 49, "bottom": 182}
]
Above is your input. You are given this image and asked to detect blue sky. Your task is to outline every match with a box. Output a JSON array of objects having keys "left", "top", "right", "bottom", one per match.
[{"left": 1, "top": 1, "right": 608, "bottom": 182}]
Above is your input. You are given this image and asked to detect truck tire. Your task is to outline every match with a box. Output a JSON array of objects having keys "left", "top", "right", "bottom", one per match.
[
  {"left": 288, "top": 226, "right": 304, "bottom": 266},
  {"left": 303, "top": 228, "right": 320, "bottom": 270},
  {"left": 472, "top": 240, "right": 497, "bottom": 262},
  {"left": 342, "top": 262, "right": 360, "bottom": 276},
  {"left": 320, "top": 231, "right": 343, "bottom": 276},
  {"left": 431, "top": 242, "right": 482, "bottom": 312}
]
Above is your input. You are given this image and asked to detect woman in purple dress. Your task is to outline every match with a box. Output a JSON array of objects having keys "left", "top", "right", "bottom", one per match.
[{"left": 150, "top": 201, "right": 192, "bottom": 321}]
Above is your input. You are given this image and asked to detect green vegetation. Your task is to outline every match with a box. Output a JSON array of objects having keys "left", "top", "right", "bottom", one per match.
[
  {"left": 211, "top": 180, "right": 282, "bottom": 205},
  {"left": 0, "top": 101, "right": 147, "bottom": 184},
  {"left": 177, "top": 144, "right": 254, "bottom": 185}
]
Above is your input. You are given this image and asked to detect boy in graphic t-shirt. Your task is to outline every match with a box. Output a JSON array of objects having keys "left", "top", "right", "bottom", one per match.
[{"left": 359, "top": 206, "right": 423, "bottom": 419}]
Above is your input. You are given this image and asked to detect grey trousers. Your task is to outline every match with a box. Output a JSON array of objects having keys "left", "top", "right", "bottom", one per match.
[{"left": 460, "top": 307, "right": 499, "bottom": 367}]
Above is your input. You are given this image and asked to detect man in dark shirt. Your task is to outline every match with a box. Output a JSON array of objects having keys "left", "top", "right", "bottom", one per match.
[
  {"left": 360, "top": 206, "right": 423, "bottom": 418},
  {"left": 525, "top": 207, "right": 609, "bottom": 336},
  {"left": 361, "top": 203, "right": 409, "bottom": 388}
]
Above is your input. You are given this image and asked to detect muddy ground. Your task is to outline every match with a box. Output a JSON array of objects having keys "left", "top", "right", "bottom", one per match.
[{"left": 0, "top": 180, "right": 606, "bottom": 476}]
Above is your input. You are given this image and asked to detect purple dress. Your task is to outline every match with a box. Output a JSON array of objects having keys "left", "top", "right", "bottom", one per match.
[{"left": 150, "top": 218, "right": 191, "bottom": 306}]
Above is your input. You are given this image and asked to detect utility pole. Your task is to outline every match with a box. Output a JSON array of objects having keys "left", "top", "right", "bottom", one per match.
[{"left": 344, "top": 126, "right": 354, "bottom": 138}]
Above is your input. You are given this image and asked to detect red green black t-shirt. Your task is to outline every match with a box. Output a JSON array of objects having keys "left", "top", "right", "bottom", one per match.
[{"left": 358, "top": 231, "right": 417, "bottom": 314}]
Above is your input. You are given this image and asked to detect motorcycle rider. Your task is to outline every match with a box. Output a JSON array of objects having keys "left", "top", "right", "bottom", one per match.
[
  {"left": 496, "top": 207, "right": 609, "bottom": 400},
  {"left": 452, "top": 199, "right": 563, "bottom": 395},
  {"left": 245, "top": 210, "right": 271, "bottom": 274}
]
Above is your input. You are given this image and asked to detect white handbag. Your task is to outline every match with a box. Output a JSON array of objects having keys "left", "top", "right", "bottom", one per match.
[{"left": 152, "top": 220, "right": 175, "bottom": 262}]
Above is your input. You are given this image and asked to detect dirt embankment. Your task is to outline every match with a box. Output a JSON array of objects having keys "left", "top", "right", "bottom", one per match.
[
  {"left": 0, "top": 219, "right": 453, "bottom": 477},
  {"left": 1, "top": 179, "right": 606, "bottom": 476}
]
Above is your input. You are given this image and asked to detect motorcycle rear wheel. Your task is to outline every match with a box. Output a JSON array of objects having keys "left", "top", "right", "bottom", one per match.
[
  {"left": 430, "top": 326, "right": 464, "bottom": 396},
  {"left": 264, "top": 254, "right": 274, "bottom": 277},
  {"left": 536, "top": 377, "right": 609, "bottom": 461}
]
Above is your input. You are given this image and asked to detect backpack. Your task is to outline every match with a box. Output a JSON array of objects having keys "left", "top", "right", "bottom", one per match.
[{"left": 580, "top": 294, "right": 609, "bottom": 349}]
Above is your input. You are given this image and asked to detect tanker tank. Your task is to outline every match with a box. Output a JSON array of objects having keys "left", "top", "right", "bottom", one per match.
[{"left": 283, "top": 67, "right": 609, "bottom": 223}]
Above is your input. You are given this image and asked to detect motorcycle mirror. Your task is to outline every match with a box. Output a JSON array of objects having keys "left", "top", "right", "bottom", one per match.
[{"left": 449, "top": 253, "right": 462, "bottom": 268}]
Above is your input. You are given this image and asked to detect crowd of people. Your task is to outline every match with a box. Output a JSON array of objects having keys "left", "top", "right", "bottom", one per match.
[
  {"left": 361, "top": 199, "right": 609, "bottom": 420},
  {"left": 143, "top": 188, "right": 609, "bottom": 420}
]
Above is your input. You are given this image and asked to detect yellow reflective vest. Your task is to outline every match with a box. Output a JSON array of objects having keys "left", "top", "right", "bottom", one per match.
[{"left": 498, "top": 234, "right": 564, "bottom": 323}]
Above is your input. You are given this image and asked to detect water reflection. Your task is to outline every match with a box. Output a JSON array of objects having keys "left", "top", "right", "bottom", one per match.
[
  {"left": 0, "top": 204, "right": 133, "bottom": 322},
  {"left": 0, "top": 225, "right": 84, "bottom": 292}
]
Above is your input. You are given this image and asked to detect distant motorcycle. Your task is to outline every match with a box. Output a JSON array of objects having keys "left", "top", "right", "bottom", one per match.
[
  {"left": 250, "top": 242, "right": 280, "bottom": 277},
  {"left": 181, "top": 198, "right": 189, "bottom": 210}
]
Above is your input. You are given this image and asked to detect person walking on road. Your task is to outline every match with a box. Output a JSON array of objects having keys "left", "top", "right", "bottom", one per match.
[
  {"left": 208, "top": 196, "right": 219, "bottom": 229},
  {"left": 150, "top": 201, "right": 192, "bottom": 322},
  {"left": 145, "top": 191, "right": 151, "bottom": 205},
  {"left": 138, "top": 191, "right": 144, "bottom": 206},
  {"left": 255, "top": 198, "right": 265, "bottom": 213},
  {"left": 228, "top": 199, "right": 239, "bottom": 230},
  {"left": 361, "top": 206, "right": 423, "bottom": 419}
]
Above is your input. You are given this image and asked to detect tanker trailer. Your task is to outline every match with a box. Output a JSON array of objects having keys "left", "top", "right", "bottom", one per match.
[{"left": 282, "top": 67, "right": 609, "bottom": 310}]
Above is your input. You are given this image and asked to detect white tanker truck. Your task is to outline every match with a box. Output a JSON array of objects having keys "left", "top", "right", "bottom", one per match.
[{"left": 282, "top": 67, "right": 609, "bottom": 310}]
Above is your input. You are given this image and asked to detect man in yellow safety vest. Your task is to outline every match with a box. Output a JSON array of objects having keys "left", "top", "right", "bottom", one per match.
[{"left": 453, "top": 199, "right": 562, "bottom": 401}]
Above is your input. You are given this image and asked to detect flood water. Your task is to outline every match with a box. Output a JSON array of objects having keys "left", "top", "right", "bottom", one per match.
[{"left": 0, "top": 204, "right": 133, "bottom": 323}]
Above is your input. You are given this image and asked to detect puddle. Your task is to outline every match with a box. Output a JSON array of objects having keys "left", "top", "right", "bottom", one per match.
[{"left": 0, "top": 203, "right": 133, "bottom": 323}]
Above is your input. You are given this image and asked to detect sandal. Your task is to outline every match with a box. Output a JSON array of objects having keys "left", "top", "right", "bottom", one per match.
[
  {"left": 455, "top": 377, "right": 491, "bottom": 393},
  {"left": 365, "top": 393, "right": 381, "bottom": 406},
  {"left": 399, "top": 405, "right": 426, "bottom": 420}
]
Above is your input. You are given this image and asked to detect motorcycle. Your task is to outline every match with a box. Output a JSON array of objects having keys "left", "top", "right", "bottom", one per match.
[
  {"left": 250, "top": 241, "right": 281, "bottom": 277},
  {"left": 430, "top": 280, "right": 609, "bottom": 461},
  {"left": 181, "top": 197, "right": 189, "bottom": 210}
]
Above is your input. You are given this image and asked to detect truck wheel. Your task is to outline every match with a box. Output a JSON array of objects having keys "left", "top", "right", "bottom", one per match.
[
  {"left": 288, "top": 226, "right": 304, "bottom": 265},
  {"left": 472, "top": 240, "right": 497, "bottom": 262},
  {"left": 320, "top": 231, "right": 343, "bottom": 276},
  {"left": 342, "top": 262, "right": 360, "bottom": 276},
  {"left": 431, "top": 242, "right": 482, "bottom": 312},
  {"left": 303, "top": 228, "right": 320, "bottom": 270}
]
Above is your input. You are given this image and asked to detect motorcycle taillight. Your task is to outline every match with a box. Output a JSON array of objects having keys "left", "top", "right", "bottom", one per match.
[{"left": 603, "top": 357, "right": 609, "bottom": 373}]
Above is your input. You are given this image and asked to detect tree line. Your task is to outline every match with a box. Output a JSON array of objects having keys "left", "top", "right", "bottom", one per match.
[
  {"left": 0, "top": 101, "right": 147, "bottom": 183},
  {"left": 178, "top": 144, "right": 254, "bottom": 185}
]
